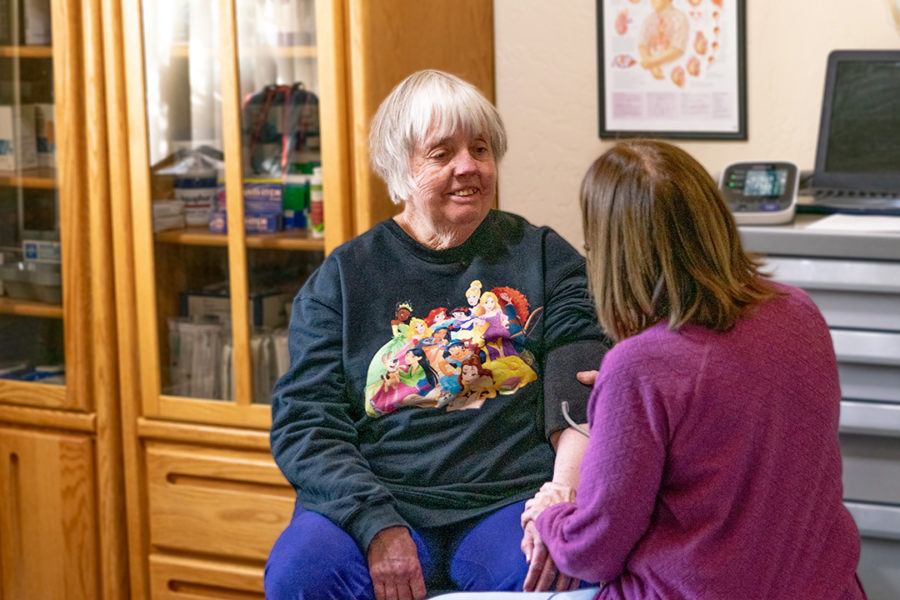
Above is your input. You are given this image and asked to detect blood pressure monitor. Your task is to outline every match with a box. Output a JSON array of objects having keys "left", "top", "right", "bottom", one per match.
[{"left": 719, "top": 161, "right": 799, "bottom": 225}]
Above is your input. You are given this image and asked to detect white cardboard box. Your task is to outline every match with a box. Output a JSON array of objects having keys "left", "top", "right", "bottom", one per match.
[
  {"left": 24, "top": 0, "right": 52, "bottom": 45},
  {"left": 181, "top": 289, "right": 293, "bottom": 328},
  {"left": 0, "top": 105, "right": 38, "bottom": 171},
  {"left": 22, "top": 238, "right": 61, "bottom": 263},
  {"left": 34, "top": 103, "right": 54, "bottom": 167}
]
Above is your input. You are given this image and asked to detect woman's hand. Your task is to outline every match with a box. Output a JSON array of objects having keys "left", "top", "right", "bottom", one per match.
[
  {"left": 576, "top": 370, "right": 598, "bottom": 386},
  {"left": 521, "top": 482, "right": 577, "bottom": 527},
  {"left": 518, "top": 371, "right": 594, "bottom": 592},
  {"left": 520, "top": 520, "right": 580, "bottom": 592},
  {"left": 367, "top": 527, "right": 427, "bottom": 600},
  {"left": 520, "top": 483, "right": 579, "bottom": 591}
]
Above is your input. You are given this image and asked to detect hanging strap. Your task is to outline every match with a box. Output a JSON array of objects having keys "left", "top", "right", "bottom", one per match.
[
  {"left": 279, "top": 84, "right": 295, "bottom": 177},
  {"left": 244, "top": 85, "right": 279, "bottom": 170},
  {"left": 243, "top": 83, "right": 307, "bottom": 177}
]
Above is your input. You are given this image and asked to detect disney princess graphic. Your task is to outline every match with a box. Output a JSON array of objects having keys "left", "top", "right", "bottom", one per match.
[
  {"left": 445, "top": 355, "right": 496, "bottom": 411},
  {"left": 364, "top": 282, "right": 539, "bottom": 417}
]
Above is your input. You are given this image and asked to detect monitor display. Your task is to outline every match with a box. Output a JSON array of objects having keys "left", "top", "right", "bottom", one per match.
[
  {"left": 743, "top": 168, "right": 787, "bottom": 197},
  {"left": 824, "top": 60, "right": 900, "bottom": 174},
  {"left": 813, "top": 50, "right": 900, "bottom": 193}
]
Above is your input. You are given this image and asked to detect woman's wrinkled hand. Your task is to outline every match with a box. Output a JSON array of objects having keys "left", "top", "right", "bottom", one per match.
[
  {"left": 521, "top": 482, "right": 577, "bottom": 528},
  {"left": 520, "top": 520, "right": 581, "bottom": 592},
  {"left": 367, "top": 527, "right": 427, "bottom": 600}
]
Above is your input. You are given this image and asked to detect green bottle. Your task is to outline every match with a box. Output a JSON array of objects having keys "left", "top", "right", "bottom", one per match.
[{"left": 309, "top": 166, "right": 324, "bottom": 239}]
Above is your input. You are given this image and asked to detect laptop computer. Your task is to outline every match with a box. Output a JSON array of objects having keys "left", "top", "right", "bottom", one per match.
[{"left": 799, "top": 50, "right": 900, "bottom": 215}]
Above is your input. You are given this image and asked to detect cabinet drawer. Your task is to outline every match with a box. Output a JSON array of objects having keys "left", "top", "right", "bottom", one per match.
[
  {"left": 832, "top": 330, "right": 900, "bottom": 404},
  {"left": 149, "top": 554, "right": 264, "bottom": 599},
  {"left": 841, "top": 435, "right": 900, "bottom": 505},
  {"left": 837, "top": 363, "right": 900, "bottom": 404},
  {"left": 856, "top": 537, "right": 900, "bottom": 600},
  {"left": 813, "top": 290, "right": 900, "bottom": 331},
  {"left": 845, "top": 502, "right": 900, "bottom": 600},
  {"left": 841, "top": 401, "right": 900, "bottom": 438},
  {"left": 763, "top": 257, "right": 900, "bottom": 331},
  {"left": 832, "top": 330, "right": 900, "bottom": 368},
  {"left": 146, "top": 442, "right": 294, "bottom": 562},
  {"left": 764, "top": 257, "right": 900, "bottom": 294}
]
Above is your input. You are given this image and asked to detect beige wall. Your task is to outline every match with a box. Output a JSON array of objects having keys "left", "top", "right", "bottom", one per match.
[{"left": 494, "top": 0, "right": 900, "bottom": 248}]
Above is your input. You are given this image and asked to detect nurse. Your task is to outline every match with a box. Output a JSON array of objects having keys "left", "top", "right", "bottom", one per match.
[{"left": 523, "top": 139, "right": 866, "bottom": 600}]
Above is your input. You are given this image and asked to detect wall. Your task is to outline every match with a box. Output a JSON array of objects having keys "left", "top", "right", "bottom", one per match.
[{"left": 494, "top": 0, "right": 900, "bottom": 248}]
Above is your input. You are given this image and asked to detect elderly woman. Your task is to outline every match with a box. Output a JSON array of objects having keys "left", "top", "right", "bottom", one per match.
[
  {"left": 512, "top": 140, "right": 864, "bottom": 600},
  {"left": 265, "top": 70, "right": 612, "bottom": 600}
]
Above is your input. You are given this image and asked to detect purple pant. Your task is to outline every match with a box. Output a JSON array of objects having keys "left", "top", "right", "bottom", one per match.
[{"left": 265, "top": 500, "right": 532, "bottom": 599}]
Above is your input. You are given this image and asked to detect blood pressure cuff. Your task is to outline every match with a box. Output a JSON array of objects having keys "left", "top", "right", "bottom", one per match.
[{"left": 542, "top": 339, "right": 610, "bottom": 437}]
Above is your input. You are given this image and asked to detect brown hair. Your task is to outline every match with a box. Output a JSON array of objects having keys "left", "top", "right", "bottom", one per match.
[
  {"left": 491, "top": 286, "right": 530, "bottom": 324},
  {"left": 580, "top": 139, "right": 776, "bottom": 341},
  {"left": 457, "top": 355, "right": 492, "bottom": 388}
]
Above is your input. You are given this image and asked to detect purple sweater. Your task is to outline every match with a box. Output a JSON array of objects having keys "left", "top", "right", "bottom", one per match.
[{"left": 536, "top": 283, "right": 865, "bottom": 600}]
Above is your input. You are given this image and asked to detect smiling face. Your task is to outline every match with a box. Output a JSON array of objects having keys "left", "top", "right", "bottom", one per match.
[
  {"left": 448, "top": 344, "right": 466, "bottom": 359},
  {"left": 400, "top": 127, "right": 497, "bottom": 247},
  {"left": 466, "top": 290, "right": 480, "bottom": 307},
  {"left": 460, "top": 364, "right": 479, "bottom": 383}
]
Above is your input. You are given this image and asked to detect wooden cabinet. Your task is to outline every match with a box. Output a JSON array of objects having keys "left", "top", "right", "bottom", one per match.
[
  {"left": 0, "top": 427, "right": 98, "bottom": 600},
  {"left": 111, "top": 1, "right": 494, "bottom": 597},
  {"left": 148, "top": 554, "right": 268, "bottom": 600},
  {"left": 0, "top": 0, "right": 126, "bottom": 598},
  {"left": 145, "top": 442, "right": 294, "bottom": 561}
]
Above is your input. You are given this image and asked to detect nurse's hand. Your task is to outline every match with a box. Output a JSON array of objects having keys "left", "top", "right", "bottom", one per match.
[
  {"left": 367, "top": 527, "right": 427, "bottom": 600},
  {"left": 522, "top": 482, "right": 577, "bottom": 526},
  {"left": 576, "top": 370, "right": 598, "bottom": 386},
  {"left": 521, "top": 520, "right": 580, "bottom": 592}
]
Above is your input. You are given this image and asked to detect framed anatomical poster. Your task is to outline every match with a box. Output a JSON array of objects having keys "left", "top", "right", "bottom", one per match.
[{"left": 597, "top": 0, "right": 747, "bottom": 140}]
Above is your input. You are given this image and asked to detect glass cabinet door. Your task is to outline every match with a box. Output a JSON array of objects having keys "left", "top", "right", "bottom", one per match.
[
  {"left": 129, "top": 0, "right": 330, "bottom": 426},
  {"left": 0, "top": 2, "right": 67, "bottom": 403}
]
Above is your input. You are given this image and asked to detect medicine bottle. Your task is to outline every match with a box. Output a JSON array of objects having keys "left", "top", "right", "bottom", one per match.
[
  {"left": 283, "top": 163, "right": 311, "bottom": 230},
  {"left": 309, "top": 166, "right": 324, "bottom": 238}
]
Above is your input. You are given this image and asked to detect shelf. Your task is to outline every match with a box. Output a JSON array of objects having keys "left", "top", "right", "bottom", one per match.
[
  {"left": 0, "top": 45, "right": 53, "bottom": 58},
  {"left": 0, "top": 168, "right": 57, "bottom": 189},
  {"left": 0, "top": 296, "right": 63, "bottom": 318},
  {"left": 155, "top": 226, "right": 325, "bottom": 251},
  {"left": 170, "top": 43, "right": 317, "bottom": 59}
]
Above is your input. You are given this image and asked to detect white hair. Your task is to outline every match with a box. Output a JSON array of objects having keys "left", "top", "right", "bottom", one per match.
[{"left": 369, "top": 70, "right": 508, "bottom": 205}]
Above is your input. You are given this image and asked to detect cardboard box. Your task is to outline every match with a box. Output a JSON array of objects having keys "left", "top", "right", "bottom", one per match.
[
  {"left": 0, "top": 105, "right": 38, "bottom": 171},
  {"left": 0, "top": 0, "right": 11, "bottom": 46},
  {"left": 0, "top": 0, "right": 52, "bottom": 45},
  {"left": 22, "top": 238, "right": 60, "bottom": 263},
  {"left": 24, "top": 0, "right": 52, "bottom": 45},
  {"left": 243, "top": 179, "right": 283, "bottom": 215},
  {"left": 209, "top": 179, "right": 284, "bottom": 233},
  {"left": 34, "top": 103, "right": 54, "bottom": 167},
  {"left": 180, "top": 288, "right": 293, "bottom": 328},
  {"left": 208, "top": 210, "right": 283, "bottom": 234}
]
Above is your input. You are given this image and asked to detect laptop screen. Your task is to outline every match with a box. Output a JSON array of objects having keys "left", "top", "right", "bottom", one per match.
[{"left": 813, "top": 50, "right": 900, "bottom": 193}]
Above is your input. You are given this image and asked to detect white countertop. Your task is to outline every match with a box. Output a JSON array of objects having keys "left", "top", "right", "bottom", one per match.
[{"left": 739, "top": 213, "right": 900, "bottom": 261}]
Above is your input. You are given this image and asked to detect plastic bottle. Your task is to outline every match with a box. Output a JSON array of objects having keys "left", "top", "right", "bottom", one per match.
[
  {"left": 309, "top": 165, "right": 324, "bottom": 238},
  {"left": 283, "top": 163, "right": 311, "bottom": 230}
]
